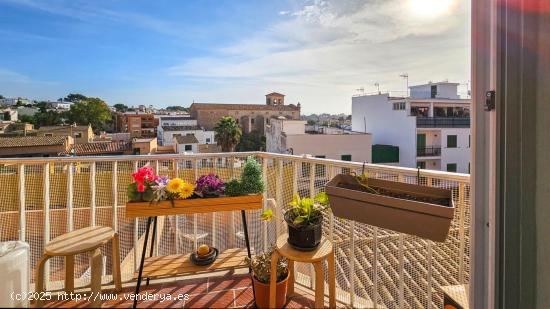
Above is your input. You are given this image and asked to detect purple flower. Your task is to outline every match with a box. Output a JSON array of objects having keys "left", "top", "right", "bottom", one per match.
[{"left": 195, "top": 173, "right": 225, "bottom": 197}]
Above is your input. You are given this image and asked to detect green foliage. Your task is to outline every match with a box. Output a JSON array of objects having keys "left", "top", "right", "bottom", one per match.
[
  {"left": 127, "top": 183, "right": 154, "bottom": 202},
  {"left": 214, "top": 116, "right": 242, "bottom": 152},
  {"left": 18, "top": 115, "right": 34, "bottom": 124},
  {"left": 65, "top": 93, "right": 87, "bottom": 102},
  {"left": 66, "top": 97, "right": 112, "bottom": 131},
  {"left": 245, "top": 248, "right": 288, "bottom": 284},
  {"left": 239, "top": 157, "right": 264, "bottom": 194},
  {"left": 113, "top": 103, "right": 128, "bottom": 112},
  {"left": 166, "top": 106, "right": 188, "bottom": 112},
  {"left": 224, "top": 179, "right": 243, "bottom": 197},
  {"left": 0, "top": 94, "right": 4, "bottom": 99},
  {"left": 285, "top": 192, "right": 329, "bottom": 226},
  {"left": 33, "top": 110, "right": 66, "bottom": 127},
  {"left": 236, "top": 130, "right": 265, "bottom": 152}
]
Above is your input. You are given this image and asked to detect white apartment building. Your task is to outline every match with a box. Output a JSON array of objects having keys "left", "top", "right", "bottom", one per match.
[
  {"left": 0, "top": 97, "right": 31, "bottom": 106},
  {"left": 352, "top": 81, "right": 471, "bottom": 173},
  {"left": 157, "top": 116, "right": 215, "bottom": 147},
  {"left": 266, "top": 116, "right": 372, "bottom": 163}
]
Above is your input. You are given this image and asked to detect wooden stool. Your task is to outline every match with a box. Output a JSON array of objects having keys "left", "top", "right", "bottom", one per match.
[
  {"left": 269, "top": 234, "right": 336, "bottom": 308},
  {"left": 35, "top": 226, "right": 122, "bottom": 308}
]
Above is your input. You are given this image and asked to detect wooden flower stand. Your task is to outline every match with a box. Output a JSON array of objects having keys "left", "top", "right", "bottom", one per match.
[{"left": 126, "top": 195, "right": 263, "bottom": 309}]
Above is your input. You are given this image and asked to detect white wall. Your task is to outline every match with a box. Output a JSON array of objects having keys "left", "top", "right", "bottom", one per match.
[
  {"left": 286, "top": 134, "right": 372, "bottom": 163},
  {"left": 176, "top": 143, "right": 198, "bottom": 153},
  {"left": 410, "top": 83, "right": 459, "bottom": 99},
  {"left": 352, "top": 94, "right": 417, "bottom": 167},
  {"left": 159, "top": 117, "right": 197, "bottom": 127},
  {"left": 440, "top": 128, "right": 470, "bottom": 173}
]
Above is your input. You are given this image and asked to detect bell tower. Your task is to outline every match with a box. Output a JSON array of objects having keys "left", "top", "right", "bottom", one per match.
[{"left": 266, "top": 92, "right": 285, "bottom": 106}]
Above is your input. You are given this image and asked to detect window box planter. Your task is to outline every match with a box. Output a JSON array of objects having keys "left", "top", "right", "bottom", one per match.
[
  {"left": 125, "top": 195, "right": 263, "bottom": 218},
  {"left": 325, "top": 174, "right": 454, "bottom": 242}
]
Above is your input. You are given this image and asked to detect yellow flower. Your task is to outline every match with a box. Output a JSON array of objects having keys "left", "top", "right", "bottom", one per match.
[
  {"left": 179, "top": 182, "right": 195, "bottom": 199},
  {"left": 166, "top": 178, "right": 185, "bottom": 193}
]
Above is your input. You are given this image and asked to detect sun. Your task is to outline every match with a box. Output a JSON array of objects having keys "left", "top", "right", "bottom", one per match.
[{"left": 407, "top": 0, "right": 455, "bottom": 18}]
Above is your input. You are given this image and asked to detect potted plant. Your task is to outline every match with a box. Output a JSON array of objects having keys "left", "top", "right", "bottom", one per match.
[
  {"left": 325, "top": 170, "right": 455, "bottom": 242},
  {"left": 225, "top": 157, "right": 265, "bottom": 196},
  {"left": 245, "top": 249, "right": 289, "bottom": 309},
  {"left": 125, "top": 160, "right": 265, "bottom": 218},
  {"left": 262, "top": 192, "right": 329, "bottom": 251}
]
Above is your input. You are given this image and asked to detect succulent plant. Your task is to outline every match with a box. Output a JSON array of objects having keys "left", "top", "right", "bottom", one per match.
[{"left": 245, "top": 248, "right": 288, "bottom": 284}]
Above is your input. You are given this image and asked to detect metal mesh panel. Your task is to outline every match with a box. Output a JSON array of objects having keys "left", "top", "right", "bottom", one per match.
[{"left": 0, "top": 153, "right": 471, "bottom": 308}]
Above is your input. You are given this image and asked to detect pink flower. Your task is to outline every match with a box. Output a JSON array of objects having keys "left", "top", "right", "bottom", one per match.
[{"left": 137, "top": 182, "right": 145, "bottom": 192}]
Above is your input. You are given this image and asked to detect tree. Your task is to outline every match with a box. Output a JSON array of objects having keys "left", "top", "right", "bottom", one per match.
[
  {"left": 214, "top": 116, "right": 242, "bottom": 152},
  {"left": 66, "top": 97, "right": 112, "bottom": 131},
  {"left": 65, "top": 93, "right": 87, "bottom": 103},
  {"left": 33, "top": 110, "right": 65, "bottom": 127},
  {"left": 166, "top": 106, "right": 189, "bottom": 112},
  {"left": 306, "top": 119, "right": 316, "bottom": 126},
  {"left": 18, "top": 115, "right": 34, "bottom": 124},
  {"left": 113, "top": 103, "right": 129, "bottom": 112},
  {"left": 236, "top": 130, "right": 265, "bottom": 152},
  {"left": 0, "top": 94, "right": 4, "bottom": 99}
]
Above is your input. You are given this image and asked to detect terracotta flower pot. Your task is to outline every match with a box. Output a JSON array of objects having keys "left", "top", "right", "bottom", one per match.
[{"left": 252, "top": 274, "right": 289, "bottom": 309}]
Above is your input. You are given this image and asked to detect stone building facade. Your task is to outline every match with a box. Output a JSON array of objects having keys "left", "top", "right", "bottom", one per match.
[{"left": 189, "top": 93, "right": 301, "bottom": 134}]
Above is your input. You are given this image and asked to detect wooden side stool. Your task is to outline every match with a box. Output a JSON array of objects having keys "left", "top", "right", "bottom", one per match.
[
  {"left": 269, "top": 234, "right": 336, "bottom": 308},
  {"left": 35, "top": 226, "right": 122, "bottom": 308}
]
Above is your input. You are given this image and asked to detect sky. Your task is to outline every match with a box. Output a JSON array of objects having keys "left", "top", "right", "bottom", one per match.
[{"left": 0, "top": 0, "right": 471, "bottom": 114}]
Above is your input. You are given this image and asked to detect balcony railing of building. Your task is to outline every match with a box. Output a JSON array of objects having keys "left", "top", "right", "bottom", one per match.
[
  {"left": 0, "top": 152, "right": 471, "bottom": 308},
  {"left": 416, "top": 117, "right": 471, "bottom": 128},
  {"left": 417, "top": 146, "right": 442, "bottom": 157}
]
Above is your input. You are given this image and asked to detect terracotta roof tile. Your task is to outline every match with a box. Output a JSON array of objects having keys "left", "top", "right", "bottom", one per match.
[
  {"left": 59, "top": 141, "right": 131, "bottom": 155},
  {"left": 174, "top": 135, "right": 199, "bottom": 144},
  {"left": 0, "top": 136, "right": 68, "bottom": 148}
]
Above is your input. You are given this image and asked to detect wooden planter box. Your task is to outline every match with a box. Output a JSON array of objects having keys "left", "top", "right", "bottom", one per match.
[
  {"left": 325, "top": 174, "right": 454, "bottom": 242},
  {"left": 126, "top": 195, "right": 263, "bottom": 218}
]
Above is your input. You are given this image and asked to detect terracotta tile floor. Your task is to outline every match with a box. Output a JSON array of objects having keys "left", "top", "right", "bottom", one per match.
[{"left": 41, "top": 274, "right": 317, "bottom": 308}]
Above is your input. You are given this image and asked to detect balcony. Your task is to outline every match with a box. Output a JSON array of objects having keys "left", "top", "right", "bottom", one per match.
[
  {"left": 416, "top": 117, "right": 470, "bottom": 128},
  {"left": 417, "top": 146, "right": 442, "bottom": 157},
  {"left": 0, "top": 152, "right": 470, "bottom": 308}
]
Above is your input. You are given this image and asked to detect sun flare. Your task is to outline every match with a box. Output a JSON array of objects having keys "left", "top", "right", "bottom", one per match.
[{"left": 407, "top": 0, "right": 454, "bottom": 18}]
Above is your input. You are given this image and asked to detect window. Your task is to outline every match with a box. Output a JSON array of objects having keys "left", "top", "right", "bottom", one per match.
[
  {"left": 447, "top": 163, "right": 457, "bottom": 172},
  {"left": 184, "top": 145, "right": 192, "bottom": 151},
  {"left": 341, "top": 154, "right": 352, "bottom": 161},
  {"left": 447, "top": 135, "right": 457, "bottom": 148},
  {"left": 468, "top": 162, "right": 471, "bottom": 174},
  {"left": 418, "top": 161, "right": 426, "bottom": 169},
  {"left": 392, "top": 102, "right": 406, "bottom": 110},
  {"left": 469, "top": 135, "right": 471, "bottom": 148},
  {"left": 44, "top": 133, "right": 53, "bottom": 137},
  {"left": 430, "top": 85, "right": 437, "bottom": 98},
  {"left": 74, "top": 132, "right": 82, "bottom": 138},
  {"left": 206, "top": 138, "right": 211, "bottom": 144},
  {"left": 251, "top": 118, "right": 255, "bottom": 124}
]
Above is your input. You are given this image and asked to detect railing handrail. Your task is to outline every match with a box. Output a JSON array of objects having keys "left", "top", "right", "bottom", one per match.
[{"left": 0, "top": 151, "right": 470, "bottom": 182}]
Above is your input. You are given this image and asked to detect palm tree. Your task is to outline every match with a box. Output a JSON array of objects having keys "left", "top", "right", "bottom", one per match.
[{"left": 214, "top": 116, "right": 242, "bottom": 152}]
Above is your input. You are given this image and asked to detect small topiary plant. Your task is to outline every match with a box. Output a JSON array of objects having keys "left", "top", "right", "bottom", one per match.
[{"left": 240, "top": 157, "right": 264, "bottom": 194}]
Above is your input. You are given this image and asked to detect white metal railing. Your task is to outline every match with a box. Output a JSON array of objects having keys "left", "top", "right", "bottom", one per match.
[{"left": 0, "top": 152, "right": 470, "bottom": 308}]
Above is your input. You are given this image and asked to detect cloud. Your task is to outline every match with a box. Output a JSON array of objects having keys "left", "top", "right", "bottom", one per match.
[{"left": 168, "top": 0, "right": 471, "bottom": 113}]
